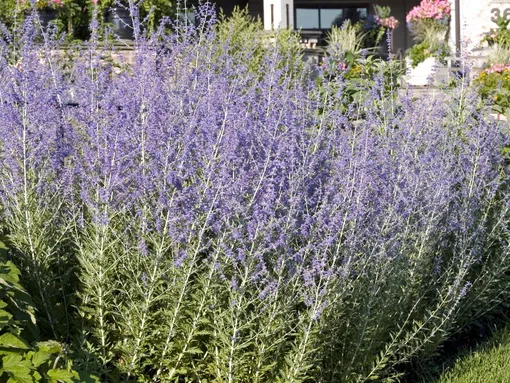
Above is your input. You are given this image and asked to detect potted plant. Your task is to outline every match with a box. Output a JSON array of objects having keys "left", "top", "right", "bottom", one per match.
[
  {"left": 17, "top": 0, "right": 92, "bottom": 39},
  {"left": 37, "top": 0, "right": 62, "bottom": 27},
  {"left": 91, "top": 0, "right": 134, "bottom": 40},
  {"left": 405, "top": 0, "right": 451, "bottom": 86}
]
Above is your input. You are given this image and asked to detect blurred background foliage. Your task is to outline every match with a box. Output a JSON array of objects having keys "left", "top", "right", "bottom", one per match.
[{"left": 0, "top": 0, "right": 175, "bottom": 41}]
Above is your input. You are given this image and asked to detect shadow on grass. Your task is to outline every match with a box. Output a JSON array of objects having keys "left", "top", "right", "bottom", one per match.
[{"left": 401, "top": 309, "right": 510, "bottom": 383}]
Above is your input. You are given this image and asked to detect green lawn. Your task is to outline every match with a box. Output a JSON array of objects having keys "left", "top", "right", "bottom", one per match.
[{"left": 432, "top": 326, "right": 510, "bottom": 383}]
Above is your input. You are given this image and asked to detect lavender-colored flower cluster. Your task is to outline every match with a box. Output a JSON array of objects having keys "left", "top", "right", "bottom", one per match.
[{"left": 0, "top": 6, "right": 509, "bottom": 382}]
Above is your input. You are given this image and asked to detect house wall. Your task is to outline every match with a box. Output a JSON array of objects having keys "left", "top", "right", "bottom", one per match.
[
  {"left": 263, "top": 0, "right": 294, "bottom": 29},
  {"left": 457, "top": 0, "right": 510, "bottom": 52},
  {"left": 222, "top": 0, "right": 509, "bottom": 58},
  {"left": 216, "top": 0, "right": 249, "bottom": 16},
  {"left": 249, "top": 0, "right": 265, "bottom": 19},
  {"left": 252, "top": 0, "right": 422, "bottom": 53}
]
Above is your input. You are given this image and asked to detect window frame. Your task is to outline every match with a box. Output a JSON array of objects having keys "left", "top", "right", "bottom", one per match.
[{"left": 294, "top": 3, "right": 370, "bottom": 30}]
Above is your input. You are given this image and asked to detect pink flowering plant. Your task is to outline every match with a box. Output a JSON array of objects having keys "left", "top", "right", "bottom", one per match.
[
  {"left": 381, "top": 16, "right": 399, "bottom": 29},
  {"left": 406, "top": 0, "right": 451, "bottom": 66},
  {"left": 361, "top": 5, "right": 400, "bottom": 49},
  {"left": 406, "top": 0, "right": 451, "bottom": 24},
  {"left": 407, "top": 0, "right": 451, "bottom": 41},
  {"left": 484, "top": 63, "right": 510, "bottom": 74}
]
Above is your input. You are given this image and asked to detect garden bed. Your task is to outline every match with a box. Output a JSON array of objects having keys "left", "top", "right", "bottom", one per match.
[{"left": 0, "top": 4, "right": 509, "bottom": 383}]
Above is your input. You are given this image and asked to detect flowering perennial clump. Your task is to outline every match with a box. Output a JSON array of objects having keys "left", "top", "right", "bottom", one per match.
[
  {"left": 406, "top": 0, "right": 451, "bottom": 66},
  {"left": 406, "top": 0, "right": 451, "bottom": 23},
  {"left": 0, "top": 5, "right": 509, "bottom": 383},
  {"left": 484, "top": 63, "right": 510, "bottom": 74},
  {"left": 361, "top": 6, "right": 400, "bottom": 49},
  {"left": 378, "top": 15, "right": 400, "bottom": 30},
  {"left": 476, "top": 63, "right": 510, "bottom": 114}
]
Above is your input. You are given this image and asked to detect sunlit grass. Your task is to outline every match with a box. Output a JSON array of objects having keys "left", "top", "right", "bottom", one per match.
[{"left": 435, "top": 325, "right": 510, "bottom": 383}]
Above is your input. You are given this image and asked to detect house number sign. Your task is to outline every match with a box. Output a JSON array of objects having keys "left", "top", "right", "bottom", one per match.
[
  {"left": 491, "top": 8, "right": 510, "bottom": 22},
  {"left": 491, "top": 0, "right": 510, "bottom": 22}
]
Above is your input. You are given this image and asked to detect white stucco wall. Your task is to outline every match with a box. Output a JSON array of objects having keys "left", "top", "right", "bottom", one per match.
[
  {"left": 263, "top": 0, "right": 294, "bottom": 29},
  {"left": 458, "top": 0, "right": 510, "bottom": 52}
]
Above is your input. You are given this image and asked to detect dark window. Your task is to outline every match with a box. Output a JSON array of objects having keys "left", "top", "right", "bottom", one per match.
[
  {"left": 320, "top": 9, "right": 344, "bottom": 28},
  {"left": 294, "top": 6, "right": 369, "bottom": 30},
  {"left": 296, "top": 8, "right": 319, "bottom": 29}
]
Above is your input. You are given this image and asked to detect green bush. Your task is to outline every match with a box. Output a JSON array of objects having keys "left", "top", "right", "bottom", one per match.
[
  {"left": 474, "top": 65, "right": 510, "bottom": 115},
  {"left": 408, "top": 40, "right": 449, "bottom": 67},
  {"left": 408, "top": 42, "right": 430, "bottom": 67},
  {"left": 318, "top": 51, "right": 405, "bottom": 116},
  {"left": 0, "top": 0, "right": 18, "bottom": 29},
  {"left": 215, "top": 7, "right": 303, "bottom": 76},
  {"left": 0, "top": 242, "right": 98, "bottom": 383},
  {"left": 483, "top": 16, "right": 510, "bottom": 49},
  {"left": 326, "top": 20, "right": 365, "bottom": 58}
]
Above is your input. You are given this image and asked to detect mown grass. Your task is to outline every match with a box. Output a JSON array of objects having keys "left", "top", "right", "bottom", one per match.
[{"left": 421, "top": 323, "right": 510, "bottom": 383}]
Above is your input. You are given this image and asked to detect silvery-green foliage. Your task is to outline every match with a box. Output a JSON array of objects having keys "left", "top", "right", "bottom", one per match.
[
  {"left": 0, "top": 4, "right": 509, "bottom": 382},
  {"left": 326, "top": 20, "right": 366, "bottom": 57},
  {"left": 488, "top": 45, "right": 510, "bottom": 65},
  {"left": 215, "top": 7, "right": 303, "bottom": 78},
  {"left": 0, "top": 18, "right": 76, "bottom": 342}
]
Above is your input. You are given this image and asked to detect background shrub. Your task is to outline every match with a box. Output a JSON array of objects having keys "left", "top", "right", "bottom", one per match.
[
  {"left": 475, "top": 65, "right": 510, "bottom": 116},
  {"left": 0, "top": 0, "right": 18, "bottom": 29}
]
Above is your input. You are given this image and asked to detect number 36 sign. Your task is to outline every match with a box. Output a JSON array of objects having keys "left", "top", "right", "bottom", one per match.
[
  {"left": 491, "top": 7, "right": 510, "bottom": 22},
  {"left": 491, "top": 0, "right": 510, "bottom": 22}
]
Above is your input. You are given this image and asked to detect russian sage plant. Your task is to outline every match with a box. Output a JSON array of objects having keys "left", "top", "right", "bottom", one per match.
[{"left": 0, "top": 5, "right": 509, "bottom": 382}]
